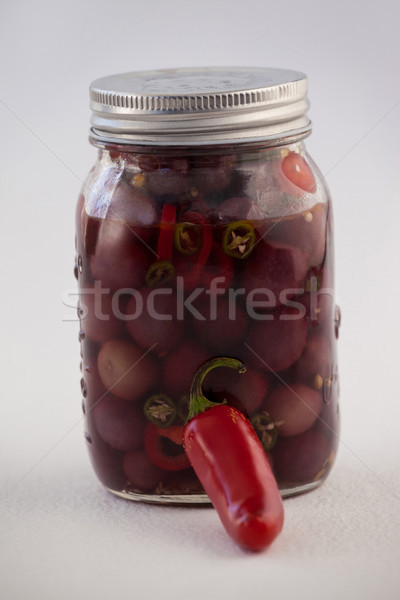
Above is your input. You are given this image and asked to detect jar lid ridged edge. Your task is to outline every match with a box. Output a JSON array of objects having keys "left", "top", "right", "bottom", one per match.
[{"left": 89, "top": 67, "right": 311, "bottom": 145}]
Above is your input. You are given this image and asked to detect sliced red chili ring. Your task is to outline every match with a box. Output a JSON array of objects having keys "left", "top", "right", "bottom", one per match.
[
  {"left": 143, "top": 394, "right": 177, "bottom": 428},
  {"left": 157, "top": 203, "right": 177, "bottom": 261},
  {"left": 145, "top": 423, "right": 190, "bottom": 471},
  {"left": 250, "top": 412, "right": 279, "bottom": 451},
  {"left": 145, "top": 259, "right": 175, "bottom": 287},
  {"left": 222, "top": 221, "right": 255, "bottom": 259}
]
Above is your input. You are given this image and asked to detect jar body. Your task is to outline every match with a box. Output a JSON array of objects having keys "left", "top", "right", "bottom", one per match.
[{"left": 75, "top": 139, "right": 340, "bottom": 502}]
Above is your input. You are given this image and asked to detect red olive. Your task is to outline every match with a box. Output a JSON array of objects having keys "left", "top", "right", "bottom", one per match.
[
  {"left": 201, "top": 242, "right": 234, "bottom": 293},
  {"left": 125, "top": 288, "right": 184, "bottom": 356},
  {"left": 93, "top": 394, "right": 146, "bottom": 452},
  {"left": 204, "top": 366, "right": 269, "bottom": 415},
  {"left": 81, "top": 359, "right": 107, "bottom": 411},
  {"left": 192, "top": 154, "right": 235, "bottom": 194},
  {"left": 123, "top": 450, "right": 165, "bottom": 492},
  {"left": 266, "top": 203, "right": 327, "bottom": 268},
  {"left": 242, "top": 241, "right": 308, "bottom": 307},
  {"left": 264, "top": 383, "right": 322, "bottom": 437},
  {"left": 90, "top": 219, "right": 152, "bottom": 291},
  {"left": 161, "top": 341, "right": 210, "bottom": 399},
  {"left": 144, "top": 156, "right": 190, "bottom": 196},
  {"left": 79, "top": 289, "right": 124, "bottom": 344},
  {"left": 85, "top": 428, "right": 126, "bottom": 490},
  {"left": 192, "top": 295, "right": 248, "bottom": 354},
  {"left": 273, "top": 430, "right": 330, "bottom": 485},
  {"left": 294, "top": 335, "right": 333, "bottom": 389},
  {"left": 104, "top": 180, "right": 157, "bottom": 226},
  {"left": 240, "top": 158, "right": 287, "bottom": 218},
  {"left": 245, "top": 309, "right": 307, "bottom": 372},
  {"left": 97, "top": 339, "right": 158, "bottom": 401}
]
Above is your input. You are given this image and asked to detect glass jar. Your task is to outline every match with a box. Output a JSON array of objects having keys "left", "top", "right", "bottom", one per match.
[{"left": 75, "top": 67, "right": 340, "bottom": 503}]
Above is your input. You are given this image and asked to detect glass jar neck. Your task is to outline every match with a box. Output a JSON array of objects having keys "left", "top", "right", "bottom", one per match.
[{"left": 90, "top": 132, "right": 310, "bottom": 160}]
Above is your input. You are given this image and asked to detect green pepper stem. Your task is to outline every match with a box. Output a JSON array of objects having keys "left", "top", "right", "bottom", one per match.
[{"left": 187, "top": 357, "right": 246, "bottom": 423}]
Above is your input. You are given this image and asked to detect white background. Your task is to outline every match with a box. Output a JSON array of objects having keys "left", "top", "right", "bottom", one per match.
[{"left": 1, "top": 0, "right": 399, "bottom": 598}]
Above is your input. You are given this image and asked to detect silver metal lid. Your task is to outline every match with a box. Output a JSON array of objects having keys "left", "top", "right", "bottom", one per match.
[{"left": 89, "top": 67, "right": 311, "bottom": 146}]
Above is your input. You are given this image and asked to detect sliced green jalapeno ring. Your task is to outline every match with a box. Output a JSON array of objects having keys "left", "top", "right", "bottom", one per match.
[
  {"left": 174, "top": 222, "right": 201, "bottom": 256},
  {"left": 143, "top": 393, "right": 177, "bottom": 428},
  {"left": 222, "top": 221, "right": 256, "bottom": 259},
  {"left": 250, "top": 411, "right": 279, "bottom": 451},
  {"left": 145, "top": 259, "right": 175, "bottom": 287}
]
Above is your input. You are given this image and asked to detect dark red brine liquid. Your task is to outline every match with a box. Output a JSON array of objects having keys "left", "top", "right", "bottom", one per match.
[{"left": 76, "top": 142, "right": 340, "bottom": 500}]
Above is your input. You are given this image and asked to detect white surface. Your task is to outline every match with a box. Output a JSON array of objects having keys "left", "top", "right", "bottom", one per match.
[{"left": 1, "top": 0, "right": 400, "bottom": 598}]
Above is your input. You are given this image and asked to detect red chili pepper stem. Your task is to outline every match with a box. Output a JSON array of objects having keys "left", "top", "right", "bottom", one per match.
[{"left": 187, "top": 357, "right": 246, "bottom": 422}]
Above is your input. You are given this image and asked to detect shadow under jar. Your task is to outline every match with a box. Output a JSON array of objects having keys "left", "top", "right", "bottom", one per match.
[{"left": 76, "top": 67, "right": 340, "bottom": 503}]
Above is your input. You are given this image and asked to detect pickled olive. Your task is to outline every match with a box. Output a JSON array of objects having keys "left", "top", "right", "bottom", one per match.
[
  {"left": 204, "top": 366, "right": 268, "bottom": 416},
  {"left": 222, "top": 221, "right": 256, "bottom": 259},
  {"left": 201, "top": 241, "right": 234, "bottom": 292},
  {"left": 79, "top": 290, "right": 124, "bottom": 344},
  {"left": 90, "top": 224, "right": 151, "bottom": 292},
  {"left": 126, "top": 288, "right": 184, "bottom": 355},
  {"left": 88, "top": 429, "right": 126, "bottom": 490},
  {"left": 263, "top": 383, "right": 322, "bottom": 437},
  {"left": 123, "top": 450, "right": 166, "bottom": 492},
  {"left": 294, "top": 335, "right": 332, "bottom": 389},
  {"left": 145, "top": 156, "right": 190, "bottom": 196},
  {"left": 105, "top": 181, "right": 157, "bottom": 226},
  {"left": 273, "top": 430, "right": 330, "bottom": 485},
  {"left": 97, "top": 339, "right": 158, "bottom": 402},
  {"left": 161, "top": 342, "right": 210, "bottom": 399},
  {"left": 241, "top": 241, "right": 308, "bottom": 306},
  {"left": 143, "top": 394, "right": 177, "bottom": 428},
  {"left": 93, "top": 395, "right": 146, "bottom": 452},
  {"left": 192, "top": 296, "right": 248, "bottom": 354},
  {"left": 183, "top": 358, "right": 284, "bottom": 551},
  {"left": 192, "top": 154, "right": 235, "bottom": 193},
  {"left": 245, "top": 309, "right": 307, "bottom": 373},
  {"left": 145, "top": 259, "right": 175, "bottom": 287}
]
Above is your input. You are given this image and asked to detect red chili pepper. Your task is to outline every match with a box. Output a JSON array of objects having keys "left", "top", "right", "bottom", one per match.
[
  {"left": 183, "top": 358, "right": 284, "bottom": 551},
  {"left": 157, "top": 203, "right": 177, "bottom": 260},
  {"left": 146, "top": 204, "right": 176, "bottom": 287},
  {"left": 175, "top": 212, "right": 213, "bottom": 290},
  {"left": 145, "top": 423, "right": 190, "bottom": 471}
]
